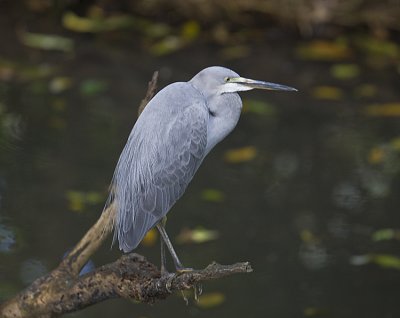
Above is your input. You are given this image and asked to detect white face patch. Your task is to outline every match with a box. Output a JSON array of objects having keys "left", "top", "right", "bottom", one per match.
[{"left": 219, "top": 82, "right": 254, "bottom": 94}]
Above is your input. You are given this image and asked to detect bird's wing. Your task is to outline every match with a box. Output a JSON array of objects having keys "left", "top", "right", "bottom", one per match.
[{"left": 110, "top": 86, "right": 208, "bottom": 252}]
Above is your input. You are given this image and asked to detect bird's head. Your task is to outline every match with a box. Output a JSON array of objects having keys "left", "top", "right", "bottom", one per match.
[{"left": 189, "top": 66, "right": 297, "bottom": 97}]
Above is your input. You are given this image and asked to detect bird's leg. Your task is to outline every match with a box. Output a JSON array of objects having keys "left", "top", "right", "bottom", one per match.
[
  {"left": 156, "top": 221, "right": 192, "bottom": 272},
  {"left": 159, "top": 219, "right": 168, "bottom": 275}
]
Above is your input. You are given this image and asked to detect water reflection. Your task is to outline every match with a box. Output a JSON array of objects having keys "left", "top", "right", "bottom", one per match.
[
  {"left": 0, "top": 27, "right": 399, "bottom": 318},
  {"left": 0, "top": 222, "right": 16, "bottom": 253},
  {"left": 19, "top": 259, "right": 48, "bottom": 285}
]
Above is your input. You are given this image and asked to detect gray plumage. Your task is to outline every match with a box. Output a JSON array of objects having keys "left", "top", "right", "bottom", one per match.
[{"left": 108, "top": 66, "right": 296, "bottom": 254}]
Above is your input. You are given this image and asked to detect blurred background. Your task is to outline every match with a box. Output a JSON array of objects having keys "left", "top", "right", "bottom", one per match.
[{"left": 1, "top": 0, "right": 400, "bottom": 317}]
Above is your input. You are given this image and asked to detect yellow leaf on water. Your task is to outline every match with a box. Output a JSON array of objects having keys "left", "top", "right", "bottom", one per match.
[
  {"left": 224, "top": 146, "right": 257, "bottom": 163},
  {"left": 49, "top": 77, "right": 73, "bottom": 94},
  {"left": 368, "top": 147, "right": 386, "bottom": 164},
  {"left": 62, "top": 11, "right": 134, "bottom": 33},
  {"left": 296, "top": 40, "right": 352, "bottom": 61},
  {"left": 196, "top": 292, "right": 225, "bottom": 309},
  {"left": 300, "top": 230, "right": 318, "bottom": 243},
  {"left": 66, "top": 191, "right": 85, "bottom": 212},
  {"left": 141, "top": 228, "right": 158, "bottom": 247},
  {"left": 181, "top": 20, "right": 200, "bottom": 41},
  {"left": 311, "top": 86, "right": 343, "bottom": 100},
  {"left": 176, "top": 227, "right": 219, "bottom": 244},
  {"left": 364, "top": 103, "right": 400, "bottom": 117}
]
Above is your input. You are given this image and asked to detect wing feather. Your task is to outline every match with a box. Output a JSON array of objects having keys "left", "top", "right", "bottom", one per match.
[{"left": 110, "top": 83, "right": 208, "bottom": 252}]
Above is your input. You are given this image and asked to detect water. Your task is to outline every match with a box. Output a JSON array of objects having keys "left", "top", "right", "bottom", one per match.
[{"left": 1, "top": 20, "right": 400, "bottom": 318}]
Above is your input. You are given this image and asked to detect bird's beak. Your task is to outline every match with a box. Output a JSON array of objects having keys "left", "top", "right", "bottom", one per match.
[{"left": 229, "top": 77, "right": 297, "bottom": 91}]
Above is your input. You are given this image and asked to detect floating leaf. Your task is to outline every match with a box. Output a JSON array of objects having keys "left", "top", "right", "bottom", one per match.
[
  {"left": 80, "top": 79, "right": 108, "bottom": 96},
  {"left": 371, "top": 254, "right": 400, "bottom": 270},
  {"left": 150, "top": 36, "right": 183, "bottom": 56},
  {"left": 350, "top": 254, "right": 400, "bottom": 270},
  {"left": 196, "top": 292, "right": 225, "bottom": 309},
  {"left": 66, "top": 190, "right": 104, "bottom": 212},
  {"left": 176, "top": 227, "right": 219, "bottom": 244},
  {"left": 62, "top": 11, "right": 134, "bottom": 33},
  {"left": 224, "top": 146, "right": 257, "bottom": 163},
  {"left": 49, "top": 77, "right": 73, "bottom": 94},
  {"left": 181, "top": 20, "right": 200, "bottom": 41},
  {"left": 372, "top": 228, "right": 400, "bottom": 241},
  {"left": 242, "top": 99, "right": 276, "bottom": 115},
  {"left": 330, "top": 64, "right": 360, "bottom": 79},
  {"left": 296, "top": 40, "right": 352, "bottom": 61},
  {"left": 0, "top": 58, "right": 56, "bottom": 81},
  {"left": 201, "top": 189, "right": 225, "bottom": 202},
  {"left": 19, "top": 31, "right": 73, "bottom": 52},
  {"left": 141, "top": 228, "right": 158, "bottom": 247},
  {"left": 299, "top": 230, "right": 318, "bottom": 243},
  {"left": 349, "top": 254, "right": 370, "bottom": 266},
  {"left": 364, "top": 103, "right": 400, "bottom": 117},
  {"left": 354, "top": 36, "right": 399, "bottom": 59},
  {"left": 368, "top": 147, "right": 386, "bottom": 164},
  {"left": 311, "top": 86, "right": 343, "bottom": 100}
]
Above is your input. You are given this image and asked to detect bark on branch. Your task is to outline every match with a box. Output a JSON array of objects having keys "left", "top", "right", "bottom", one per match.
[{"left": 0, "top": 71, "right": 252, "bottom": 318}]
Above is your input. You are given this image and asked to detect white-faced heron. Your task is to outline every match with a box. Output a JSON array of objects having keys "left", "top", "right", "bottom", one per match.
[{"left": 107, "top": 66, "right": 296, "bottom": 272}]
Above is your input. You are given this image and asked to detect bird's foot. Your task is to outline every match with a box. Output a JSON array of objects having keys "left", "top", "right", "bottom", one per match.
[{"left": 176, "top": 267, "right": 194, "bottom": 274}]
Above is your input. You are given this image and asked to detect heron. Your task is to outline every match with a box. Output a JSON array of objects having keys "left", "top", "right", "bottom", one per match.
[{"left": 107, "top": 66, "right": 296, "bottom": 273}]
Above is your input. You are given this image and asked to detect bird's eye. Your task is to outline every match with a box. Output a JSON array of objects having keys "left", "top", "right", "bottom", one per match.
[{"left": 224, "top": 77, "right": 231, "bottom": 82}]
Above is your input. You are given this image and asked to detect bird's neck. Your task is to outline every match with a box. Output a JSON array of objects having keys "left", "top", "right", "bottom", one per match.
[{"left": 205, "top": 93, "right": 242, "bottom": 154}]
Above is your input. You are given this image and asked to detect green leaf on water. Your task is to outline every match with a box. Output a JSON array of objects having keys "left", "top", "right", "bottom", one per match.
[
  {"left": 80, "top": 79, "right": 108, "bottom": 96},
  {"left": 350, "top": 254, "right": 400, "bottom": 270},
  {"left": 372, "top": 229, "right": 400, "bottom": 241},
  {"left": 371, "top": 254, "right": 400, "bottom": 270},
  {"left": 201, "top": 188, "right": 225, "bottom": 202},
  {"left": 242, "top": 99, "right": 276, "bottom": 115},
  {"left": 330, "top": 63, "right": 360, "bottom": 79}
]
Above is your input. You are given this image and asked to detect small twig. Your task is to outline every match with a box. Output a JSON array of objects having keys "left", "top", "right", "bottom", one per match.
[{"left": 138, "top": 71, "right": 159, "bottom": 116}]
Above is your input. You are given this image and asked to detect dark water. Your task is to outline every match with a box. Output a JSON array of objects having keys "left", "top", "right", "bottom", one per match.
[{"left": 1, "top": 18, "right": 400, "bottom": 318}]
